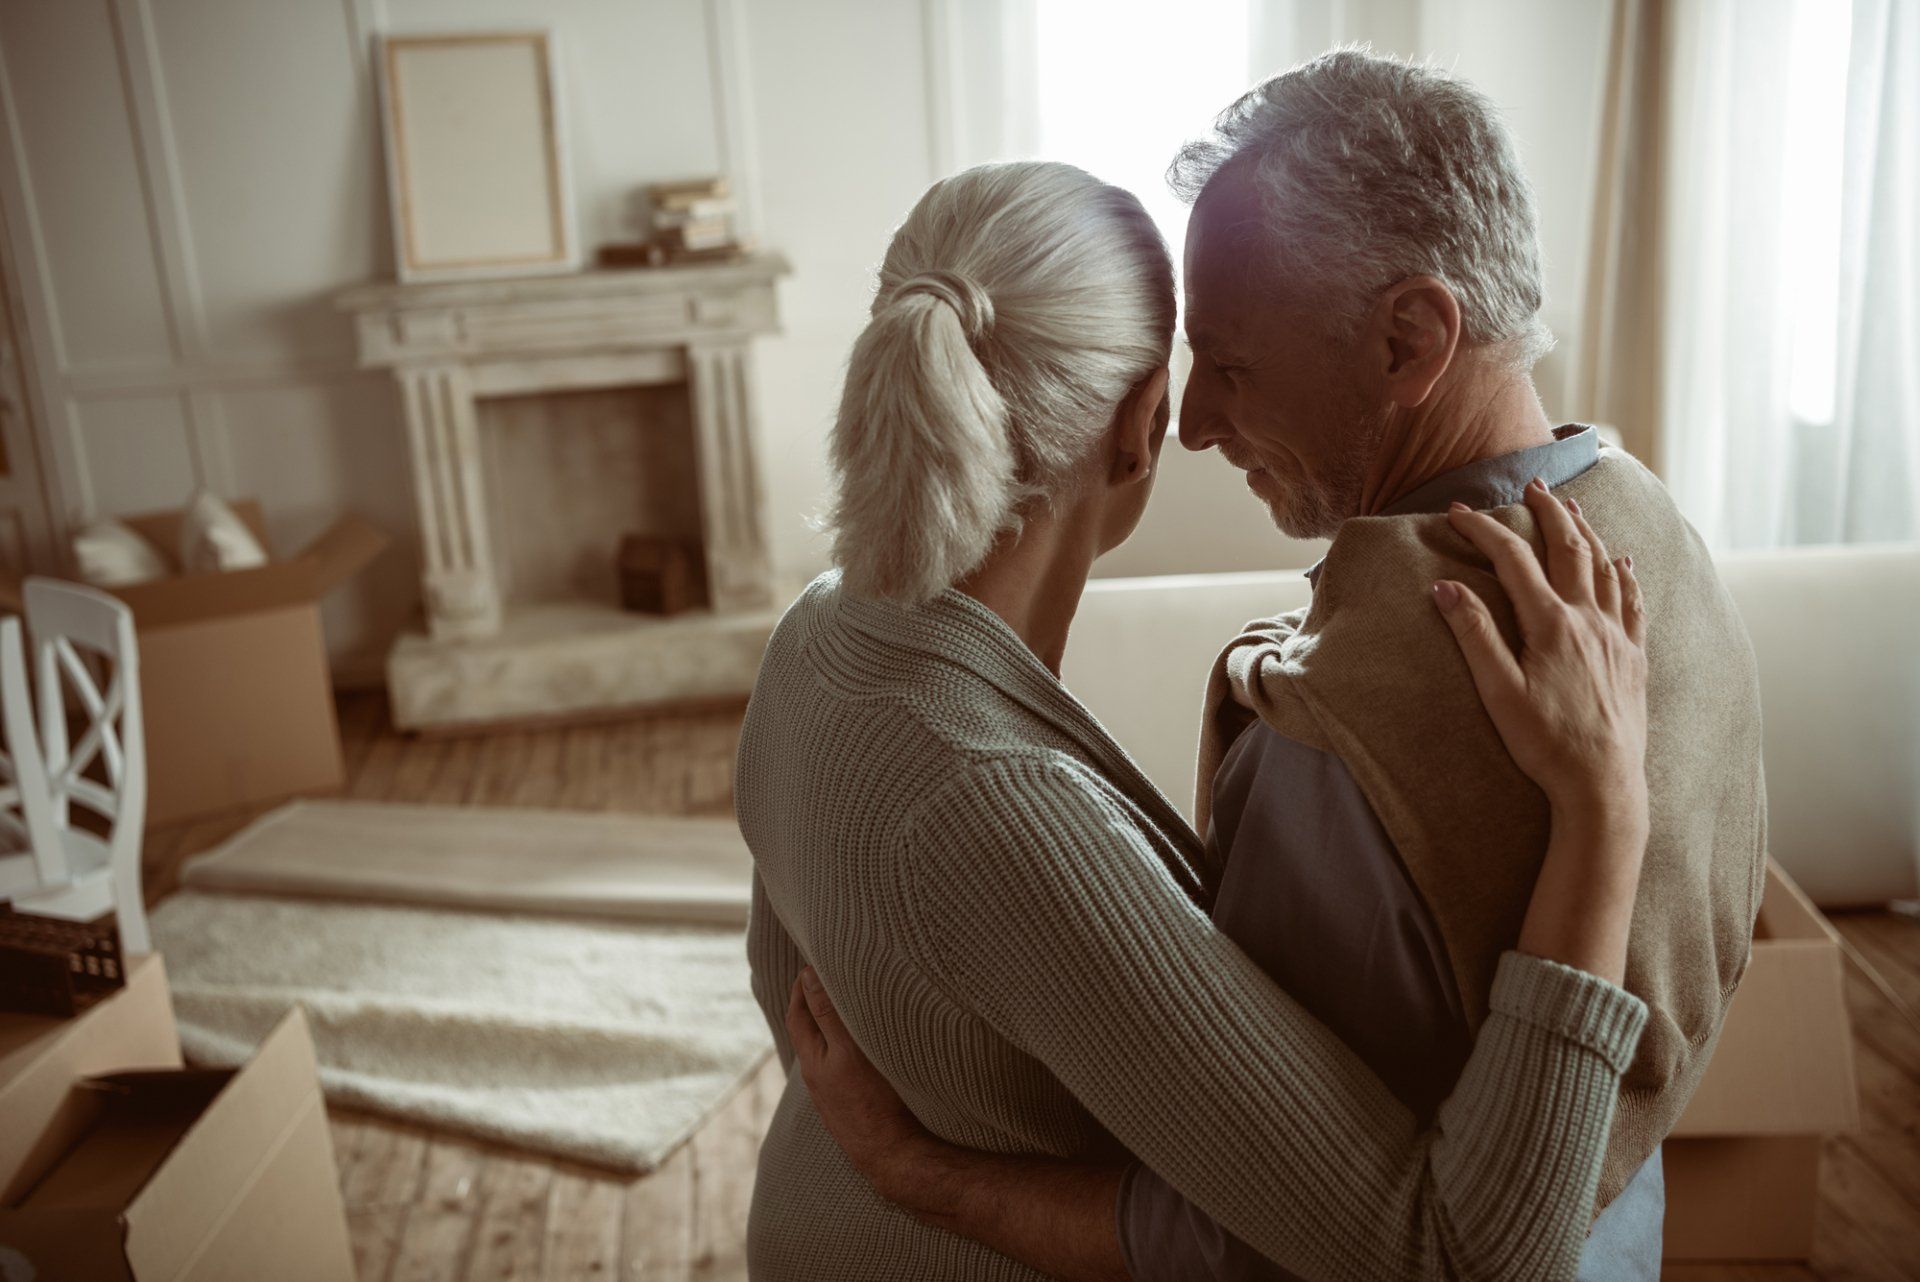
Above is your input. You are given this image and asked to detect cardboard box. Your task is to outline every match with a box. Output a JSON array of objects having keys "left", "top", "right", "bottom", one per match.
[
  {"left": 0, "top": 1005, "right": 356, "bottom": 1282},
  {"left": 0, "top": 501, "right": 387, "bottom": 826},
  {"left": 0, "top": 951, "right": 181, "bottom": 1206},
  {"left": 1662, "top": 859, "right": 1861, "bottom": 1261}
]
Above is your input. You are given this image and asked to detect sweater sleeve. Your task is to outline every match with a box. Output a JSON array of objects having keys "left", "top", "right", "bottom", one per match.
[
  {"left": 747, "top": 868, "right": 805, "bottom": 1072},
  {"left": 902, "top": 755, "right": 1646, "bottom": 1282}
]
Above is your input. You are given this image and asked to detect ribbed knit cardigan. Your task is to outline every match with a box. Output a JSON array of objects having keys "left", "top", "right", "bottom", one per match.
[{"left": 736, "top": 572, "right": 1649, "bottom": 1282}]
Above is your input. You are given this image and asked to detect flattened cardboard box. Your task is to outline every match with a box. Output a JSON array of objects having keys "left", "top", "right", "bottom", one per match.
[
  {"left": 0, "top": 501, "right": 387, "bottom": 826},
  {"left": 0, "top": 1005, "right": 355, "bottom": 1282},
  {"left": 1662, "top": 859, "right": 1861, "bottom": 1261}
]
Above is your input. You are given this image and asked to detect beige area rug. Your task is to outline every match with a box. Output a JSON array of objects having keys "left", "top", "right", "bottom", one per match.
[
  {"left": 179, "top": 800, "right": 754, "bottom": 926},
  {"left": 150, "top": 889, "right": 774, "bottom": 1173}
]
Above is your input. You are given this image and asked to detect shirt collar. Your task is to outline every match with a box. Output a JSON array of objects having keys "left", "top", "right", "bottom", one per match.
[{"left": 1305, "top": 424, "right": 1600, "bottom": 586}]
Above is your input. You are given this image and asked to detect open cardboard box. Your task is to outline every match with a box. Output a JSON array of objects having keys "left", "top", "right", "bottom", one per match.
[
  {"left": 0, "top": 952, "right": 181, "bottom": 1207},
  {"left": 0, "top": 500, "right": 387, "bottom": 826},
  {"left": 0, "top": 1003, "right": 355, "bottom": 1282},
  {"left": 1662, "top": 858, "right": 1861, "bottom": 1261}
]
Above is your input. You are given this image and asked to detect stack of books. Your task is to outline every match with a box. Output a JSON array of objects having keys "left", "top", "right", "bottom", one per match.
[
  {"left": 649, "top": 177, "right": 744, "bottom": 264},
  {"left": 596, "top": 176, "right": 752, "bottom": 269}
]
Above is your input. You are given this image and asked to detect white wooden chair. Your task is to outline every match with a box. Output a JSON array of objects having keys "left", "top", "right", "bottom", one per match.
[
  {"left": 0, "top": 578, "right": 149, "bottom": 952},
  {"left": 0, "top": 616, "right": 60, "bottom": 891}
]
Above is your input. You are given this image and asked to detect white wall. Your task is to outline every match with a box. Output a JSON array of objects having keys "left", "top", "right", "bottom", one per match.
[
  {"left": 0, "top": 0, "right": 1610, "bottom": 673},
  {"left": 1411, "top": 0, "right": 1613, "bottom": 418}
]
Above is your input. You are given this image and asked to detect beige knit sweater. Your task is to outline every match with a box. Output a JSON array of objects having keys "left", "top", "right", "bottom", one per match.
[
  {"left": 736, "top": 573, "right": 1649, "bottom": 1282},
  {"left": 1195, "top": 446, "right": 1768, "bottom": 1208}
]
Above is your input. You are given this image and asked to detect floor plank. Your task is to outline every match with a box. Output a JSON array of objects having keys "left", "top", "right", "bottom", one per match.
[
  {"left": 350, "top": 1206, "right": 410, "bottom": 1282},
  {"left": 1835, "top": 911, "right": 1920, "bottom": 1024},
  {"left": 463, "top": 1152, "right": 554, "bottom": 1282},
  {"left": 339, "top": 1115, "right": 432, "bottom": 1211},
  {"left": 139, "top": 691, "right": 1920, "bottom": 1282},
  {"left": 541, "top": 1168, "right": 624, "bottom": 1281},
  {"left": 687, "top": 1075, "right": 766, "bottom": 1276},
  {"left": 389, "top": 1134, "right": 490, "bottom": 1282},
  {"left": 621, "top": 1145, "right": 695, "bottom": 1282}
]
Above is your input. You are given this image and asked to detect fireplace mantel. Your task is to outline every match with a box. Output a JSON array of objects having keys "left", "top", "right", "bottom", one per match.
[{"left": 338, "top": 255, "right": 790, "bottom": 731}]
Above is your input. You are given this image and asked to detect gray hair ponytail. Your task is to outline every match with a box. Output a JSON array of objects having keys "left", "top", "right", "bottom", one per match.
[{"left": 827, "top": 162, "right": 1174, "bottom": 603}]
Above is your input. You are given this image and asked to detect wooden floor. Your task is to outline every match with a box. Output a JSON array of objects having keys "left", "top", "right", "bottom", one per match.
[{"left": 143, "top": 692, "right": 1920, "bottom": 1282}]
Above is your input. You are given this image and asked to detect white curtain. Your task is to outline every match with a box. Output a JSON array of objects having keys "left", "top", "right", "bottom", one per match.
[{"left": 1661, "top": 0, "right": 1919, "bottom": 548}]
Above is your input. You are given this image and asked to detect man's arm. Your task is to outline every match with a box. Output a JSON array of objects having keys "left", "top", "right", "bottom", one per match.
[{"left": 784, "top": 968, "right": 1131, "bottom": 1282}]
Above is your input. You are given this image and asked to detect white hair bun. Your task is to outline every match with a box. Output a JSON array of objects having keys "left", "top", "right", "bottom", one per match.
[
  {"left": 892, "top": 270, "right": 995, "bottom": 344},
  {"left": 827, "top": 162, "right": 1174, "bottom": 603}
]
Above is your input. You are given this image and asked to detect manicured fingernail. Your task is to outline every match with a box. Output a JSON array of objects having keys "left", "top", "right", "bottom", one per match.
[
  {"left": 800, "top": 966, "right": 821, "bottom": 991},
  {"left": 1432, "top": 580, "right": 1460, "bottom": 610},
  {"left": 1448, "top": 500, "right": 1469, "bottom": 514},
  {"left": 1530, "top": 476, "right": 1546, "bottom": 491},
  {"left": 1623, "top": 554, "right": 1633, "bottom": 571},
  {"left": 1566, "top": 497, "right": 1582, "bottom": 515}
]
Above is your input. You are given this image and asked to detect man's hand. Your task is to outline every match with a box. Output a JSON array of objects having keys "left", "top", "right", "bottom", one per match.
[
  {"left": 786, "top": 965, "right": 1130, "bottom": 1282},
  {"left": 786, "top": 965, "right": 938, "bottom": 1202}
]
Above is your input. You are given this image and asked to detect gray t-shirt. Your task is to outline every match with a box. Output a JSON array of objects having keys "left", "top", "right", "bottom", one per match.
[{"left": 1119, "top": 426, "right": 1664, "bottom": 1282}]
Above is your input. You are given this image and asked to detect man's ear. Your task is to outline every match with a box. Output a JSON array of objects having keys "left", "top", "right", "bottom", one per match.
[
  {"left": 1111, "top": 366, "right": 1172, "bottom": 485},
  {"left": 1368, "top": 276, "right": 1461, "bottom": 408}
]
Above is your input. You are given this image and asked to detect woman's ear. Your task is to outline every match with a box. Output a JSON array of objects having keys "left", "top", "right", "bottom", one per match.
[{"left": 1111, "top": 366, "right": 1172, "bottom": 486}]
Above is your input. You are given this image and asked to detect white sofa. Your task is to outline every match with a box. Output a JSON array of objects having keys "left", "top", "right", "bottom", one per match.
[{"left": 1061, "top": 543, "right": 1920, "bottom": 907}]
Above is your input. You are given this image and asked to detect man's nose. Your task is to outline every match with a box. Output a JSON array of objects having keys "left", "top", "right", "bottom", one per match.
[{"left": 1178, "top": 373, "right": 1233, "bottom": 453}]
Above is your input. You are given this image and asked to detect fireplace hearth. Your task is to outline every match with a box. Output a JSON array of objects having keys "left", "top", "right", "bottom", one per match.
[{"left": 339, "top": 255, "right": 789, "bottom": 731}]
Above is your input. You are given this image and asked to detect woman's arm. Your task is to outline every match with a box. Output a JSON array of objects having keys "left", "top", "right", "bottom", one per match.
[
  {"left": 788, "top": 486, "right": 1653, "bottom": 1282},
  {"left": 814, "top": 782, "right": 1643, "bottom": 1282}
]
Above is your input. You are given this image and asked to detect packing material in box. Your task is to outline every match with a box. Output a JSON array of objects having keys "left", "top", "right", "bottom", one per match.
[
  {"left": 0, "top": 500, "right": 387, "bottom": 826},
  {"left": 0, "top": 1005, "right": 355, "bottom": 1282},
  {"left": 1662, "top": 859, "right": 1861, "bottom": 1261},
  {"left": 0, "top": 951, "right": 180, "bottom": 1206}
]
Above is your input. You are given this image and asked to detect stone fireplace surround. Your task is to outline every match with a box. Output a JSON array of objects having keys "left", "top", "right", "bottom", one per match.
[{"left": 338, "top": 255, "right": 789, "bottom": 731}]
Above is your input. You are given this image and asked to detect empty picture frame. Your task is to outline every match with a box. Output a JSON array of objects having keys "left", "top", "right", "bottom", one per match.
[{"left": 376, "top": 31, "right": 578, "bottom": 281}]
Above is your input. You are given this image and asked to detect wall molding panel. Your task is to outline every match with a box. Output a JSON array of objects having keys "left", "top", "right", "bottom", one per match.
[
  {"left": 0, "top": 0, "right": 772, "bottom": 675},
  {"left": 704, "top": 0, "right": 765, "bottom": 243},
  {"left": 0, "top": 0, "right": 421, "bottom": 670},
  {"left": 921, "top": 0, "right": 961, "bottom": 181}
]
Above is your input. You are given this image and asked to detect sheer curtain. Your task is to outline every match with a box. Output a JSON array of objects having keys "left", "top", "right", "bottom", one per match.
[{"left": 1661, "top": 0, "right": 1919, "bottom": 548}]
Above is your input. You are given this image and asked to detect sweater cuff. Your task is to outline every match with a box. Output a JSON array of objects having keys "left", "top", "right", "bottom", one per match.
[{"left": 1490, "top": 951, "right": 1648, "bottom": 1075}]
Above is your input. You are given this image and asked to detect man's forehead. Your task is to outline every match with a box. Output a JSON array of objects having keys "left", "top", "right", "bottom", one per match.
[
  {"left": 1184, "top": 170, "right": 1267, "bottom": 335},
  {"left": 1184, "top": 234, "right": 1262, "bottom": 342}
]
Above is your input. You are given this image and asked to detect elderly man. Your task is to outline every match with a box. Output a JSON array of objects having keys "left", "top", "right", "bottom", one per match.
[{"left": 786, "top": 49, "right": 1765, "bottom": 1282}]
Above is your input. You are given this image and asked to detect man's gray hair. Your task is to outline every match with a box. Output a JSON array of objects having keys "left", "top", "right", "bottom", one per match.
[{"left": 1170, "top": 47, "right": 1553, "bottom": 368}]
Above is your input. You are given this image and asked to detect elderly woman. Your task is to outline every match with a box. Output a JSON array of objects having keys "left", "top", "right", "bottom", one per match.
[{"left": 736, "top": 159, "right": 1652, "bottom": 1282}]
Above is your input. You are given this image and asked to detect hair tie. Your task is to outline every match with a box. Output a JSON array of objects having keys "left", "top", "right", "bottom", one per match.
[{"left": 895, "top": 270, "right": 995, "bottom": 343}]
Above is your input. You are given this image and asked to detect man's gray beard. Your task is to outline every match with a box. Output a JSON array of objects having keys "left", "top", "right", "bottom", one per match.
[{"left": 1263, "top": 402, "right": 1391, "bottom": 539}]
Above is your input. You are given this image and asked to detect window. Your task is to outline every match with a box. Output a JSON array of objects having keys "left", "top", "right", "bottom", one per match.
[
  {"left": 1033, "top": 0, "right": 1253, "bottom": 267},
  {"left": 1780, "top": 0, "right": 1852, "bottom": 426}
]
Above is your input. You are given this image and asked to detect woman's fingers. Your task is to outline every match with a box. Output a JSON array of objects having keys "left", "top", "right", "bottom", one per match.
[
  {"left": 1432, "top": 579, "right": 1526, "bottom": 721},
  {"left": 1566, "top": 499, "right": 1619, "bottom": 616},
  {"left": 1617, "top": 555, "right": 1646, "bottom": 645},
  {"left": 1447, "top": 503, "right": 1555, "bottom": 637},
  {"left": 1524, "top": 480, "right": 1593, "bottom": 603}
]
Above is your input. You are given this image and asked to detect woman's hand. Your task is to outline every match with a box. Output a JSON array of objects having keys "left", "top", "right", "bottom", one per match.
[
  {"left": 1433, "top": 479, "right": 1651, "bottom": 983},
  {"left": 786, "top": 966, "right": 937, "bottom": 1202},
  {"left": 1433, "top": 479, "right": 1648, "bottom": 833}
]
